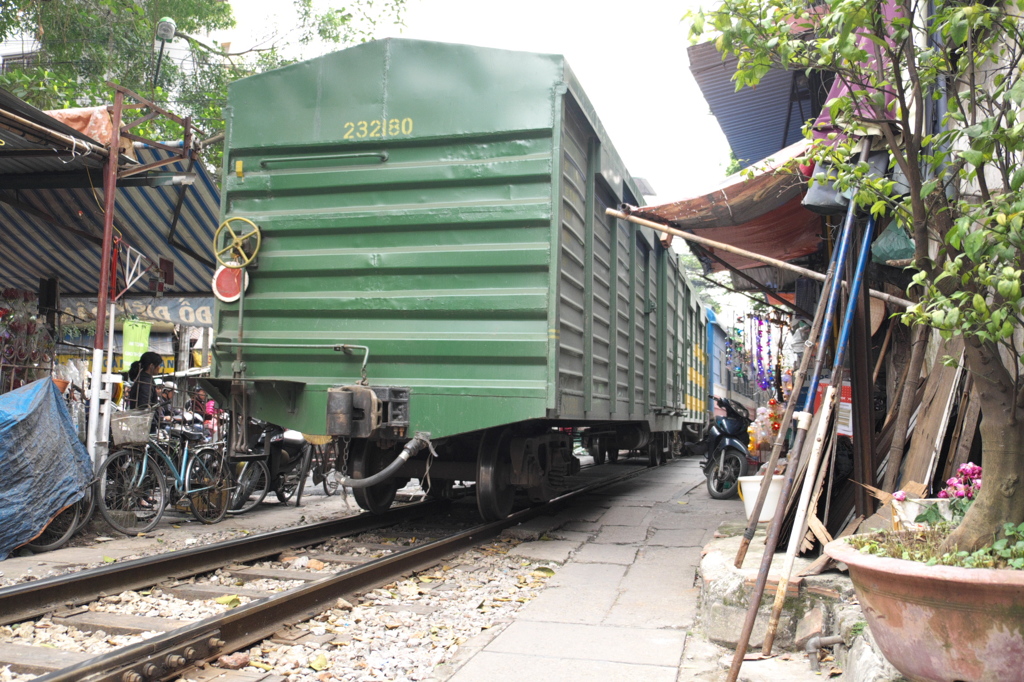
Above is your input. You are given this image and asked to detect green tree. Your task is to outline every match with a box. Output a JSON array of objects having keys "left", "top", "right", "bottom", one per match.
[
  {"left": 724, "top": 150, "right": 744, "bottom": 176},
  {"left": 0, "top": 0, "right": 405, "bottom": 170},
  {"left": 692, "top": 0, "right": 1024, "bottom": 551},
  {"left": 679, "top": 250, "right": 725, "bottom": 314}
]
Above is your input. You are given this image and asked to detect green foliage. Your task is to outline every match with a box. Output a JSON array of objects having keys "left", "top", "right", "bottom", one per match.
[
  {"left": 849, "top": 523, "right": 1024, "bottom": 570},
  {"left": 0, "top": 0, "right": 405, "bottom": 173},
  {"left": 679, "top": 249, "right": 726, "bottom": 313},
  {"left": 725, "top": 150, "right": 745, "bottom": 176},
  {"left": 690, "top": 0, "right": 1024, "bottom": 424}
]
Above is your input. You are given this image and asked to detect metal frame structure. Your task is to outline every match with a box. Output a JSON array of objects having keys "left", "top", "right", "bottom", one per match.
[{"left": 84, "top": 84, "right": 204, "bottom": 464}]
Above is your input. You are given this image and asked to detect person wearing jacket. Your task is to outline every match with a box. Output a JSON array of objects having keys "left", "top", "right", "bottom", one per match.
[{"left": 126, "top": 352, "right": 163, "bottom": 409}]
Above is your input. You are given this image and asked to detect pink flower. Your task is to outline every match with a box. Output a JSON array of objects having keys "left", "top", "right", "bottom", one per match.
[
  {"left": 937, "top": 490, "right": 948, "bottom": 499},
  {"left": 893, "top": 490, "right": 907, "bottom": 501}
]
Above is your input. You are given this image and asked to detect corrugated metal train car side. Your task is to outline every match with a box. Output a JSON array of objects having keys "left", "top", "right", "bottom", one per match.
[{"left": 211, "top": 39, "right": 709, "bottom": 519}]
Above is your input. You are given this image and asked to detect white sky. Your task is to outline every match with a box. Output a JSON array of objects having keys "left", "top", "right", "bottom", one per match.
[{"left": 216, "top": 0, "right": 732, "bottom": 203}]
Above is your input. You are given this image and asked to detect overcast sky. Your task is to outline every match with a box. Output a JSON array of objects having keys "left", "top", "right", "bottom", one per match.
[{"left": 216, "top": 0, "right": 732, "bottom": 204}]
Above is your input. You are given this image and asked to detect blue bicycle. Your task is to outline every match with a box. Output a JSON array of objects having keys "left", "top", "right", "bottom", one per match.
[{"left": 98, "top": 407, "right": 229, "bottom": 534}]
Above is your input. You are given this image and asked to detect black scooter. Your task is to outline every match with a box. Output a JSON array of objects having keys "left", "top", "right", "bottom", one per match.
[
  {"left": 232, "top": 419, "right": 312, "bottom": 509},
  {"left": 689, "top": 397, "right": 758, "bottom": 499}
]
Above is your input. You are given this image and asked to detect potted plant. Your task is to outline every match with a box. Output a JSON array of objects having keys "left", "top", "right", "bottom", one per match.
[
  {"left": 891, "top": 463, "right": 982, "bottom": 530},
  {"left": 691, "top": 0, "right": 1024, "bottom": 678}
]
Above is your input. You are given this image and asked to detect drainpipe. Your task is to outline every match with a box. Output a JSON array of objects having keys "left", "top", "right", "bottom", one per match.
[{"left": 806, "top": 634, "right": 845, "bottom": 672}]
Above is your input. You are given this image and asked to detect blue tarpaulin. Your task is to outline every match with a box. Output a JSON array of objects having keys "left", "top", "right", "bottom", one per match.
[{"left": 0, "top": 378, "right": 92, "bottom": 560}]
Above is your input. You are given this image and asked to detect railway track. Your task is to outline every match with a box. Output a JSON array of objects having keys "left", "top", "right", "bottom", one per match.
[{"left": 0, "top": 461, "right": 653, "bottom": 682}]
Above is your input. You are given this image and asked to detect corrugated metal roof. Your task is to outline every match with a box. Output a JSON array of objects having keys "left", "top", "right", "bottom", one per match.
[
  {"left": 0, "top": 143, "right": 218, "bottom": 295},
  {"left": 688, "top": 41, "right": 810, "bottom": 167}
]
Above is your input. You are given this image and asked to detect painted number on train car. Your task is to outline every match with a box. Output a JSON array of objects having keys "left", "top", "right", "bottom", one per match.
[{"left": 343, "top": 118, "right": 414, "bottom": 139}]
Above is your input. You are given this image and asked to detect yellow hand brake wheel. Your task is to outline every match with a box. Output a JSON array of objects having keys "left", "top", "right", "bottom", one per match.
[{"left": 214, "top": 217, "right": 262, "bottom": 268}]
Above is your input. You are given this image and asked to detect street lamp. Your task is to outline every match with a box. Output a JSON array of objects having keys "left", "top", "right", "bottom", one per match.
[{"left": 152, "top": 17, "right": 176, "bottom": 89}]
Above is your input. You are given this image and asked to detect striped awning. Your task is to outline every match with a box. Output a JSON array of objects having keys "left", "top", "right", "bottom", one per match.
[{"left": 0, "top": 143, "right": 218, "bottom": 295}]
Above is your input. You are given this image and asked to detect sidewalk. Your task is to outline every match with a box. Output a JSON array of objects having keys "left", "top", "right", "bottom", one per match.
[{"left": 435, "top": 457, "right": 832, "bottom": 682}]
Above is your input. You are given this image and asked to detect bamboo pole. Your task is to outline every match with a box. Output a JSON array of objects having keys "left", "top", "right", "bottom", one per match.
[
  {"left": 605, "top": 208, "right": 913, "bottom": 309},
  {"left": 732, "top": 206, "right": 852, "bottom": 568},
  {"left": 761, "top": 216, "right": 878, "bottom": 655}
]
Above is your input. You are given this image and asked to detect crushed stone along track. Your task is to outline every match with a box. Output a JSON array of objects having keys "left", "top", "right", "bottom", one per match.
[{"left": 0, "top": 461, "right": 654, "bottom": 682}]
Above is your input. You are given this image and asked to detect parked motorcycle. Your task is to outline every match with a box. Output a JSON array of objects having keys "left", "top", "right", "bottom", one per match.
[
  {"left": 229, "top": 419, "right": 312, "bottom": 513},
  {"left": 690, "top": 397, "right": 758, "bottom": 499}
]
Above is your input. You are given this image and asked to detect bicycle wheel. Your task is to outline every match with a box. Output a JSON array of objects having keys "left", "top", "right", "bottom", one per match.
[
  {"left": 228, "top": 458, "right": 270, "bottom": 514},
  {"left": 186, "top": 447, "right": 230, "bottom": 524},
  {"left": 24, "top": 499, "right": 81, "bottom": 552},
  {"left": 98, "top": 449, "right": 166, "bottom": 535},
  {"left": 315, "top": 443, "right": 339, "bottom": 496},
  {"left": 73, "top": 483, "right": 96, "bottom": 533}
]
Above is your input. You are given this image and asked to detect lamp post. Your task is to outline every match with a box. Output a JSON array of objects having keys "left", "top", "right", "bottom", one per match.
[{"left": 152, "top": 17, "right": 176, "bottom": 89}]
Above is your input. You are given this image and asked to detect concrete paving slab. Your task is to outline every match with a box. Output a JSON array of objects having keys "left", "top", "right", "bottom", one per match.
[
  {"left": 593, "top": 525, "right": 649, "bottom": 544},
  {"left": 486, "top": 620, "right": 687, "bottom": 667},
  {"left": 514, "top": 584, "right": 619, "bottom": 624},
  {"left": 647, "top": 527, "right": 708, "bottom": 547},
  {"left": 604, "top": 584, "right": 700, "bottom": 629},
  {"left": 598, "top": 506, "right": 651, "bottom": 527},
  {"left": 545, "top": 530, "right": 593, "bottom": 543},
  {"left": 514, "top": 563, "right": 626, "bottom": 624},
  {"left": 544, "top": 560, "right": 628, "bottom": 589},
  {"left": 559, "top": 520, "right": 602, "bottom": 533},
  {"left": 630, "top": 545, "right": 702, "bottom": 582},
  {"left": 648, "top": 510, "right": 700, "bottom": 530},
  {"left": 507, "top": 539, "right": 580, "bottom": 563},
  {"left": 572, "top": 543, "right": 638, "bottom": 565},
  {"left": 446, "top": 650, "right": 679, "bottom": 682}
]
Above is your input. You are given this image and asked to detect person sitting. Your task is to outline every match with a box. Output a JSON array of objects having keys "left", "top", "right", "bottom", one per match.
[
  {"left": 126, "top": 352, "right": 163, "bottom": 410},
  {"left": 189, "top": 387, "right": 213, "bottom": 416},
  {"left": 156, "top": 381, "right": 180, "bottom": 423}
]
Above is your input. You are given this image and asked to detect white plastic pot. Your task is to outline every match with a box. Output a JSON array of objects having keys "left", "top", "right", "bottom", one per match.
[{"left": 737, "top": 475, "right": 784, "bottom": 523}]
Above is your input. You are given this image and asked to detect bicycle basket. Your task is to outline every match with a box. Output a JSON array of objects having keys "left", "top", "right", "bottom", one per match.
[{"left": 110, "top": 408, "right": 154, "bottom": 447}]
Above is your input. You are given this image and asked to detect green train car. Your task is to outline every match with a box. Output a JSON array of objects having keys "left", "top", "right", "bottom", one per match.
[{"left": 211, "top": 38, "right": 709, "bottom": 520}]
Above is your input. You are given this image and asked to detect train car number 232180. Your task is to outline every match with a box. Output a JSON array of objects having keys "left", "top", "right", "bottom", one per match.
[{"left": 343, "top": 118, "right": 414, "bottom": 139}]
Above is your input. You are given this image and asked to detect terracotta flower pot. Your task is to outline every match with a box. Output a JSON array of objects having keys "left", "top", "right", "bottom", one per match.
[{"left": 825, "top": 535, "right": 1024, "bottom": 682}]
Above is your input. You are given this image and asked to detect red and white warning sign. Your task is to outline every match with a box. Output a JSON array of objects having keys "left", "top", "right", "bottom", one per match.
[{"left": 212, "top": 265, "right": 249, "bottom": 303}]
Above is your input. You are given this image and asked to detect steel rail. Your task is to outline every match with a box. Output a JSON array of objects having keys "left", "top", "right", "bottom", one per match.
[
  {"left": 33, "top": 464, "right": 654, "bottom": 682},
  {"left": 0, "top": 500, "right": 444, "bottom": 626}
]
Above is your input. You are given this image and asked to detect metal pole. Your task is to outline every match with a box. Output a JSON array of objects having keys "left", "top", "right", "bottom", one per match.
[
  {"left": 604, "top": 208, "right": 912, "bottom": 310},
  {"left": 732, "top": 217, "right": 846, "bottom": 567},
  {"left": 86, "top": 89, "right": 124, "bottom": 466},
  {"left": 760, "top": 216, "right": 877, "bottom": 655},
  {"left": 732, "top": 139, "right": 873, "bottom": 569}
]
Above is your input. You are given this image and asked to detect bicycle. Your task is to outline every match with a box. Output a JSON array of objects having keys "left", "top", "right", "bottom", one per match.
[
  {"left": 24, "top": 495, "right": 86, "bottom": 552},
  {"left": 98, "top": 407, "right": 230, "bottom": 534},
  {"left": 228, "top": 453, "right": 270, "bottom": 514}
]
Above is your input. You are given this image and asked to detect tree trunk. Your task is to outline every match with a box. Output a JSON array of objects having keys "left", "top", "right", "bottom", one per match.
[{"left": 941, "top": 339, "right": 1024, "bottom": 552}]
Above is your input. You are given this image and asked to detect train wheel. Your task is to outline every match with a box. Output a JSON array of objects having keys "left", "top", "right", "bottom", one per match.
[
  {"left": 603, "top": 442, "right": 619, "bottom": 464},
  {"left": 647, "top": 438, "right": 660, "bottom": 467},
  {"left": 658, "top": 434, "right": 668, "bottom": 465},
  {"left": 352, "top": 440, "right": 400, "bottom": 514},
  {"left": 590, "top": 439, "right": 605, "bottom": 466},
  {"left": 477, "top": 427, "right": 515, "bottom": 521}
]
